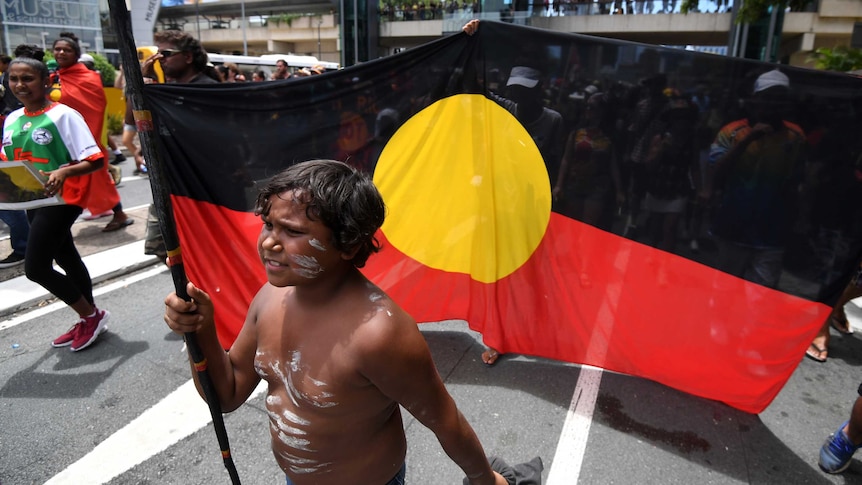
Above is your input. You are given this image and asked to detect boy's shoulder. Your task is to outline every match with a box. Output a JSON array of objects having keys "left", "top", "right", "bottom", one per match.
[
  {"left": 351, "top": 286, "right": 418, "bottom": 350},
  {"left": 248, "top": 282, "right": 292, "bottom": 315}
]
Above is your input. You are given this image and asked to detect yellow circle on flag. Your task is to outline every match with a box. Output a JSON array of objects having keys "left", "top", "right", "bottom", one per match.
[{"left": 373, "top": 94, "right": 552, "bottom": 283}]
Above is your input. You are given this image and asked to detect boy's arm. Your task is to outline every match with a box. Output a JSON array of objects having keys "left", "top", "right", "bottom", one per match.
[
  {"left": 358, "top": 312, "right": 506, "bottom": 485},
  {"left": 164, "top": 281, "right": 262, "bottom": 412}
]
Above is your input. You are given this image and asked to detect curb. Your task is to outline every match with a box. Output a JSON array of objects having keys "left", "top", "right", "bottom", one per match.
[{"left": 0, "top": 240, "right": 160, "bottom": 319}]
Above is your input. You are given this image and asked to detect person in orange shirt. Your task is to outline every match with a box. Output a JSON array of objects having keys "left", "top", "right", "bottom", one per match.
[{"left": 51, "top": 32, "right": 132, "bottom": 232}]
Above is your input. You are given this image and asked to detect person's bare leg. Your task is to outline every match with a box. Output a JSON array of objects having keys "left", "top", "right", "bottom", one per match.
[
  {"left": 134, "top": 147, "right": 146, "bottom": 172},
  {"left": 807, "top": 319, "right": 829, "bottom": 362},
  {"left": 122, "top": 128, "right": 135, "bottom": 156},
  {"left": 103, "top": 203, "right": 132, "bottom": 232},
  {"left": 124, "top": 130, "right": 146, "bottom": 173},
  {"left": 830, "top": 280, "right": 862, "bottom": 333},
  {"left": 70, "top": 296, "right": 95, "bottom": 318},
  {"left": 845, "top": 396, "right": 862, "bottom": 445},
  {"left": 110, "top": 204, "right": 128, "bottom": 222}
]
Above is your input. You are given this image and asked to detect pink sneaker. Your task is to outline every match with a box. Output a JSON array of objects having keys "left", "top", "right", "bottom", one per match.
[
  {"left": 70, "top": 309, "right": 110, "bottom": 352},
  {"left": 52, "top": 319, "right": 83, "bottom": 348},
  {"left": 83, "top": 210, "right": 113, "bottom": 221}
]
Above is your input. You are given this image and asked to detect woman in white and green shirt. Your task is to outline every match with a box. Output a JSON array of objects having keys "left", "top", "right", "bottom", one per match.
[{"left": 1, "top": 57, "right": 112, "bottom": 352}]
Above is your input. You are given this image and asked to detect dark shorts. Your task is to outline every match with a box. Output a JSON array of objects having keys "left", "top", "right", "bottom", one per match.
[{"left": 286, "top": 462, "right": 405, "bottom": 485}]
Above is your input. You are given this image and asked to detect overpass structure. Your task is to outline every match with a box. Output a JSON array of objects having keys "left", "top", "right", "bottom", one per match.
[{"left": 156, "top": 0, "right": 862, "bottom": 67}]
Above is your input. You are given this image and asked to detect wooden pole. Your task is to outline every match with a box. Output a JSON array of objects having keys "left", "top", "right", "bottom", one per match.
[{"left": 105, "top": 2, "right": 241, "bottom": 483}]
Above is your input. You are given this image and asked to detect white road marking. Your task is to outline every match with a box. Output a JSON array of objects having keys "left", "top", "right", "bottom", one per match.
[
  {"left": 546, "top": 366, "right": 603, "bottom": 484},
  {"left": 44, "top": 380, "right": 266, "bottom": 485},
  {"left": 0, "top": 264, "right": 168, "bottom": 332},
  {"left": 2, "top": 261, "right": 268, "bottom": 484},
  {"left": 546, "top": 240, "right": 632, "bottom": 484}
]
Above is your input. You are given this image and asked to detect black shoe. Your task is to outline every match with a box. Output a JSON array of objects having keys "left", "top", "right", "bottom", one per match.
[
  {"left": 110, "top": 153, "right": 126, "bottom": 165},
  {"left": 0, "top": 252, "right": 25, "bottom": 269}
]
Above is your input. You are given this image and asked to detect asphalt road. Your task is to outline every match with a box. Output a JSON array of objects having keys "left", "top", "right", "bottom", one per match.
[{"left": 2, "top": 155, "right": 862, "bottom": 484}]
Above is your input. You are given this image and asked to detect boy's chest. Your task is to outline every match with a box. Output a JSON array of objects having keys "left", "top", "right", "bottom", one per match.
[
  {"left": 253, "top": 331, "right": 370, "bottom": 413},
  {"left": 255, "top": 348, "right": 341, "bottom": 410}
]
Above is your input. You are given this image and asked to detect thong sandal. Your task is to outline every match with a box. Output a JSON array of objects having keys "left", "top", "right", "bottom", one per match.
[
  {"left": 830, "top": 316, "right": 854, "bottom": 335},
  {"left": 102, "top": 218, "right": 134, "bottom": 232},
  {"left": 805, "top": 343, "right": 827, "bottom": 363}
]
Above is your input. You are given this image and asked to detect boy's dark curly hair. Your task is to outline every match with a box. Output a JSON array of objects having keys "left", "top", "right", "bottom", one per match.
[{"left": 254, "top": 160, "right": 386, "bottom": 268}]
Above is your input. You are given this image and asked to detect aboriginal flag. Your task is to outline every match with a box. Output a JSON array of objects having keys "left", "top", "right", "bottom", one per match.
[{"left": 146, "top": 21, "right": 862, "bottom": 413}]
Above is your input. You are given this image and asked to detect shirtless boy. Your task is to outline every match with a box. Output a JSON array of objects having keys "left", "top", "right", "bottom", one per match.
[{"left": 164, "top": 160, "right": 507, "bottom": 485}]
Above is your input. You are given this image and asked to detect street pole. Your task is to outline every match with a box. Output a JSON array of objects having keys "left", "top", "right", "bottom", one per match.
[
  {"left": 195, "top": 0, "right": 201, "bottom": 43},
  {"left": 339, "top": 0, "right": 346, "bottom": 66},
  {"left": 241, "top": 0, "right": 248, "bottom": 56},
  {"left": 763, "top": 5, "right": 778, "bottom": 62},
  {"left": 727, "top": 0, "right": 741, "bottom": 57},
  {"left": 105, "top": 1, "right": 241, "bottom": 483},
  {"left": 318, "top": 18, "right": 322, "bottom": 59},
  {"left": 353, "top": 0, "right": 359, "bottom": 64}
]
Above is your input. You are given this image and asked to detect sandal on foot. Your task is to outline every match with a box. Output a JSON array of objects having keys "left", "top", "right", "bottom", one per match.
[
  {"left": 102, "top": 218, "right": 134, "bottom": 232},
  {"left": 805, "top": 343, "right": 828, "bottom": 363},
  {"left": 830, "top": 316, "right": 854, "bottom": 335}
]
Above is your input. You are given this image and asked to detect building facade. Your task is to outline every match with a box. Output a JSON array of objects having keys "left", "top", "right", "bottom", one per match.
[
  {"left": 0, "top": 0, "right": 113, "bottom": 57},
  {"left": 3, "top": 0, "right": 862, "bottom": 69}
]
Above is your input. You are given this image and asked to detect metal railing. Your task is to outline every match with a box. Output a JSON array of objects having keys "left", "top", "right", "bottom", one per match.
[{"left": 382, "top": 0, "right": 735, "bottom": 27}]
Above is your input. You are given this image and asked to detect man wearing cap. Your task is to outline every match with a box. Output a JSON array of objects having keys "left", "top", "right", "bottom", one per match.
[
  {"left": 492, "top": 64, "right": 564, "bottom": 187},
  {"left": 79, "top": 53, "right": 96, "bottom": 70},
  {"left": 463, "top": 21, "right": 564, "bottom": 365},
  {"left": 705, "top": 69, "right": 806, "bottom": 288}
]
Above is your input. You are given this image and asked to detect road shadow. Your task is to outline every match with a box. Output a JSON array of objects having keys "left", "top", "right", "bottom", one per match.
[
  {"left": 422, "top": 328, "right": 836, "bottom": 484},
  {"left": 595, "top": 371, "right": 836, "bottom": 484},
  {"left": 823, "top": 329, "right": 862, "bottom": 367},
  {"left": 0, "top": 334, "right": 148, "bottom": 399}
]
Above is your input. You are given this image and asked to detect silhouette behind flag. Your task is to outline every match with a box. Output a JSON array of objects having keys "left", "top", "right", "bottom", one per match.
[{"left": 145, "top": 21, "right": 862, "bottom": 413}]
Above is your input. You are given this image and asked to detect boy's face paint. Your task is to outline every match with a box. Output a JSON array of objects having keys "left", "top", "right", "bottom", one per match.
[
  {"left": 257, "top": 191, "right": 341, "bottom": 287},
  {"left": 308, "top": 238, "right": 327, "bottom": 251}
]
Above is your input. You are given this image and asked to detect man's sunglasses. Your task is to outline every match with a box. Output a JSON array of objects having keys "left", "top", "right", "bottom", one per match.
[{"left": 159, "top": 49, "right": 183, "bottom": 58}]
